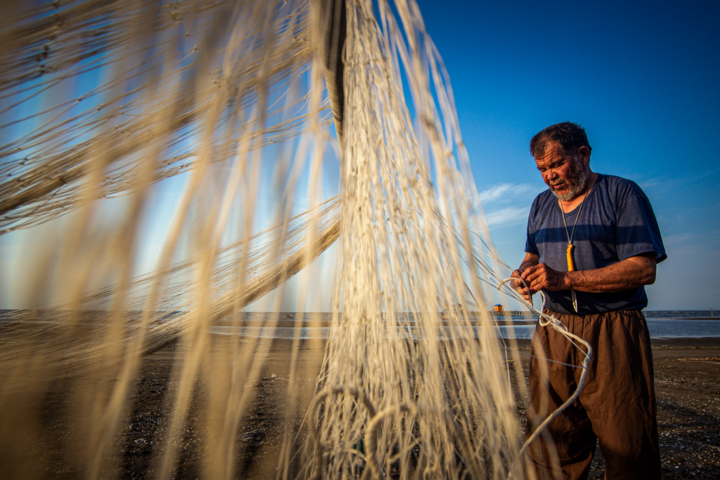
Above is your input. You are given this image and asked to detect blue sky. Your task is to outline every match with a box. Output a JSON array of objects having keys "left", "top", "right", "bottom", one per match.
[
  {"left": 415, "top": 0, "right": 720, "bottom": 310},
  {"left": 1, "top": 0, "right": 718, "bottom": 312}
]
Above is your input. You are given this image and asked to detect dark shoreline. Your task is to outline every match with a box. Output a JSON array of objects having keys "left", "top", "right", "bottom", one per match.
[
  {"left": 674, "top": 316, "right": 719, "bottom": 320},
  {"left": 508, "top": 337, "right": 720, "bottom": 348},
  {"left": 4, "top": 335, "right": 718, "bottom": 479}
]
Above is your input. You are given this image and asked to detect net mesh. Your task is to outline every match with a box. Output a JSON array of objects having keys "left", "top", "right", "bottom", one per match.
[{"left": 0, "top": 1, "right": 584, "bottom": 479}]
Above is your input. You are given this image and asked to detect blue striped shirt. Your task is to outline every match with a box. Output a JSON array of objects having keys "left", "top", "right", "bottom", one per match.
[{"left": 525, "top": 174, "right": 666, "bottom": 315}]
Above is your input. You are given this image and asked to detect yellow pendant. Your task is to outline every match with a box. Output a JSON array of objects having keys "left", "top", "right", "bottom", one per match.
[{"left": 566, "top": 244, "right": 575, "bottom": 272}]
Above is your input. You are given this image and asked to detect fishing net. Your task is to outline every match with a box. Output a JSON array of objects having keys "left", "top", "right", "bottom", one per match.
[{"left": 0, "top": 1, "right": 590, "bottom": 478}]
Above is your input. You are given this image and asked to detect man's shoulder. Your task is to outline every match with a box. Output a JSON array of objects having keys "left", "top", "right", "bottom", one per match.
[
  {"left": 596, "top": 173, "right": 647, "bottom": 200},
  {"left": 598, "top": 173, "right": 643, "bottom": 190}
]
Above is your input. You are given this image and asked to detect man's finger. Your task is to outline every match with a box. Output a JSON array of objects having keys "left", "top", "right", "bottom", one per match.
[
  {"left": 511, "top": 271, "right": 522, "bottom": 287},
  {"left": 520, "top": 265, "right": 539, "bottom": 280},
  {"left": 525, "top": 268, "right": 545, "bottom": 285},
  {"left": 529, "top": 275, "right": 546, "bottom": 292}
]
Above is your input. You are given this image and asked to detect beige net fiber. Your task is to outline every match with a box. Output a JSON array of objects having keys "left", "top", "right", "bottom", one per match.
[{"left": 0, "top": 0, "right": 584, "bottom": 478}]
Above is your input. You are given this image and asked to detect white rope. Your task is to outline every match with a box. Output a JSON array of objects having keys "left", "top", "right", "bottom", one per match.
[
  {"left": 0, "top": 1, "right": 576, "bottom": 478},
  {"left": 496, "top": 279, "right": 593, "bottom": 458}
]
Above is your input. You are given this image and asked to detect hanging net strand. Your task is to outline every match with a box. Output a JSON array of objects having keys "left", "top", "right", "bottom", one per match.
[
  {"left": 0, "top": 0, "right": 328, "bottom": 234},
  {"left": 0, "top": 1, "right": 591, "bottom": 479}
]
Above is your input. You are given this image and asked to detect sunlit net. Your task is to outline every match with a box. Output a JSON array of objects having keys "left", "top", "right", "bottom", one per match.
[{"left": 0, "top": 1, "right": 587, "bottom": 479}]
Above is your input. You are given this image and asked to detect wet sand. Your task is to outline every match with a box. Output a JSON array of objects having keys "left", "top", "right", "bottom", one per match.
[{"left": 26, "top": 337, "right": 720, "bottom": 479}]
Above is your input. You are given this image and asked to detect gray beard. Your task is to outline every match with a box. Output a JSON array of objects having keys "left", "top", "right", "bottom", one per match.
[{"left": 551, "top": 158, "right": 587, "bottom": 201}]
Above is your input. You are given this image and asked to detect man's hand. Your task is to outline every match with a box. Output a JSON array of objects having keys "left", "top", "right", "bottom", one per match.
[
  {"left": 511, "top": 269, "right": 532, "bottom": 302},
  {"left": 512, "top": 252, "right": 540, "bottom": 302},
  {"left": 511, "top": 252, "right": 657, "bottom": 299},
  {"left": 520, "top": 263, "right": 569, "bottom": 295}
]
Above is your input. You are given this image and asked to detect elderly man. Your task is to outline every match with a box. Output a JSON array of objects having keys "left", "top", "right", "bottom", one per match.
[{"left": 513, "top": 122, "right": 666, "bottom": 479}]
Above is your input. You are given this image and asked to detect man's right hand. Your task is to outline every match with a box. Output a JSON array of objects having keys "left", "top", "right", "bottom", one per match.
[
  {"left": 511, "top": 269, "right": 532, "bottom": 302},
  {"left": 512, "top": 252, "right": 540, "bottom": 302}
]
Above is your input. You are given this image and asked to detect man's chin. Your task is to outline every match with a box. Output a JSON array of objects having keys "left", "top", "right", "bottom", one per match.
[{"left": 550, "top": 189, "right": 576, "bottom": 201}]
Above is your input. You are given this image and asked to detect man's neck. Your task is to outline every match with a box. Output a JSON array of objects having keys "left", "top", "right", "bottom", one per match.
[{"left": 560, "top": 172, "right": 598, "bottom": 213}]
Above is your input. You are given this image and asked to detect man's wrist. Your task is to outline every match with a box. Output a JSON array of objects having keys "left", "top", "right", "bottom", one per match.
[{"left": 563, "top": 271, "right": 575, "bottom": 290}]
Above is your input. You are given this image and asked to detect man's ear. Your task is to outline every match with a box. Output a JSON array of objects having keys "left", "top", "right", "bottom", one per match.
[{"left": 577, "top": 146, "right": 591, "bottom": 165}]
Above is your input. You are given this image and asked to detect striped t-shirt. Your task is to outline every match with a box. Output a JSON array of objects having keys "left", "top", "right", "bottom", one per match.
[{"left": 525, "top": 174, "right": 666, "bottom": 315}]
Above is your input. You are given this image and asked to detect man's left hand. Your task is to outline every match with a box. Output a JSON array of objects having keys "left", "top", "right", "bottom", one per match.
[{"left": 520, "top": 263, "right": 570, "bottom": 294}]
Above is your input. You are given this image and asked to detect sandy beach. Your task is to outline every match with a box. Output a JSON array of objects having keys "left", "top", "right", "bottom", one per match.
[{"left": 26, "top": 336, "right": 720, "bottom": 479}]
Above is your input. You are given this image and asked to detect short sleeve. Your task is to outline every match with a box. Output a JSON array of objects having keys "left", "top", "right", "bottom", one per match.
[
  {"left": 525, "top": 198, "right": 539, "bottom": 255},
  {"left": 615, "top": 181, "right": 667, "bottom": 263}
]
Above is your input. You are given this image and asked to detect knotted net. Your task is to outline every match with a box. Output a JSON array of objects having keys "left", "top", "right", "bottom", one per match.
[{"left": 0, "top": 1, "right": 587, "bottom": 478}]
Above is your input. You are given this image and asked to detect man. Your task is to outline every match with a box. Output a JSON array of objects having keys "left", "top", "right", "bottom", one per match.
[{"left": 512, "top": 122, "right": 666, "bottom": 480}]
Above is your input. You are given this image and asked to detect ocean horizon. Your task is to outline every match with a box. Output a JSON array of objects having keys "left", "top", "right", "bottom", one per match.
[
  {"left": 210, "top": 310, "right": 720, "bottom": 340},
  {"left": 2, "top": 309, "right": 718, "bottom": 340}
]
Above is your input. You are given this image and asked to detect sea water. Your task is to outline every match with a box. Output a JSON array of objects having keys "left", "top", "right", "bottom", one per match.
[
  {"left": 2, "top": 310, "right": 715, "bottom": 340},
  {"left": 210, "top": 311, "right": 720, "bottom": 340}
]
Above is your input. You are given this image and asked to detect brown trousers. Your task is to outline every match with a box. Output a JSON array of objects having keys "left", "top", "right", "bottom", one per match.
[{"left": 525, "top": 309, "right": 661, "bottom": 480}]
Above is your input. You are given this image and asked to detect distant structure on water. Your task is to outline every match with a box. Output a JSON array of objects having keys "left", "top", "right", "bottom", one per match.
[{"left": 439, "top": 302, "right": 535, "bottom": 317}]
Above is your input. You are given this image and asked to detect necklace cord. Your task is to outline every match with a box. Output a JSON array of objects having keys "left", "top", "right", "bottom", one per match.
[{"left": 560, "top": 172, "right": 597, "bottom": 246}]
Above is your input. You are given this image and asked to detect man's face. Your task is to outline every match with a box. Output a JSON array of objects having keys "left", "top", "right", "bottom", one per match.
[{"left": 534, "top": 142, "right": 588, "bottom": 201}]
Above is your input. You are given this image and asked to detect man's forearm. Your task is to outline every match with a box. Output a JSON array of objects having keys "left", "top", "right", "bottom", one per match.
[
  {"left": 518, "top": 253, "right": 539, "bottom": 273},
  {"left": 520, "top": 253, "right": 657, "bottom": 295},
  {"left": 565, "top": 254, "right": 656, "bottom": 293}
]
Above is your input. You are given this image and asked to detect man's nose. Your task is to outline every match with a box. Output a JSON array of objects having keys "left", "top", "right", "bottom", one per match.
[{"left": 545, "top": 169, "right": 557, "bottom": 181}]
